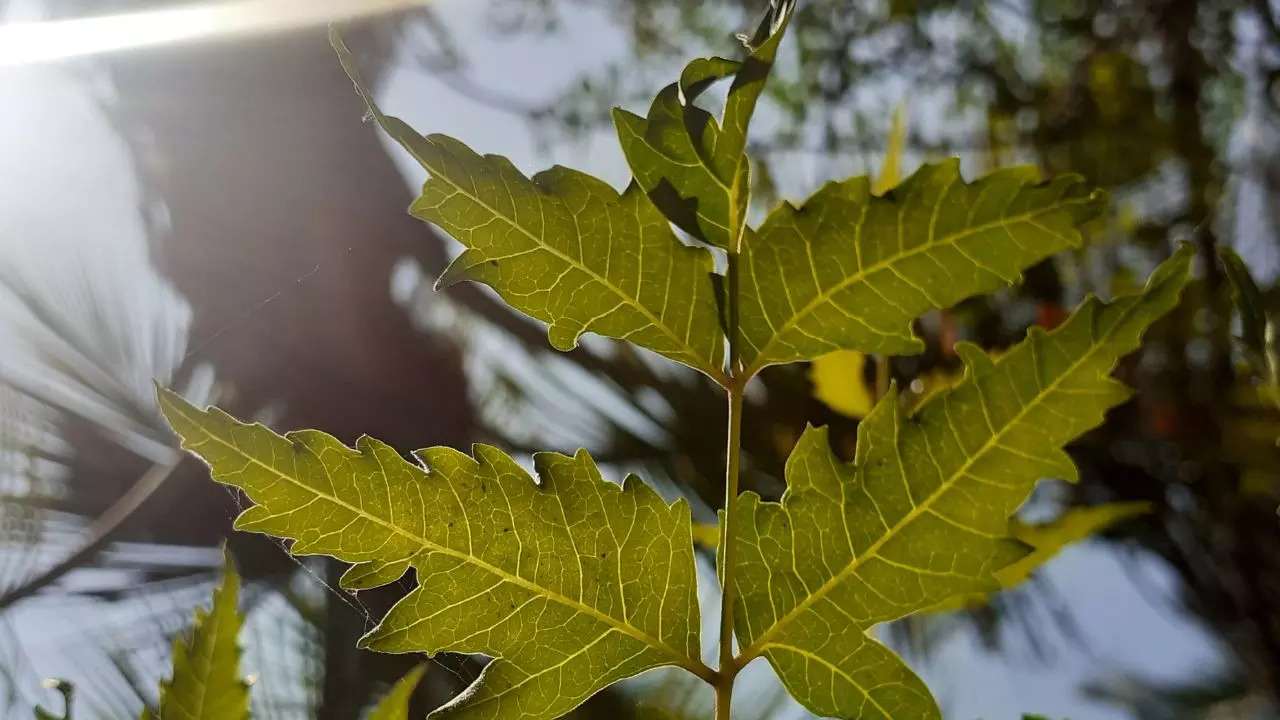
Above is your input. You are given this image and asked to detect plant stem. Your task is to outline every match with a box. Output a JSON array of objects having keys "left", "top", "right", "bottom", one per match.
[
  {"left": 715, "top": 667, "right": 736, "bottom": 720},
  {"left": 716, "top": 384, "right": 744, "bottom": 717},
  {"left": 716, "top": 251, "right": 744, "bottom": 719}
]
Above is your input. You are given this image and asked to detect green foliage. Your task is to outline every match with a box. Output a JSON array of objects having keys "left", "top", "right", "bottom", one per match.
[
  {"left": 933, "top": 501, "right": 1152, "bottom": 612},
  {"left": 156, "top": 3, "right": 1195, "bottom": 718},
  {"left": 130, "top": 554, "right": 425, "bottom": 720},
  {"left": 1220, "top": 247, "right": 1266, "bottom": 361},
  {"left": 333, "top": 32, "right": 724, "bottom": 381},
  {"left": 738, "top": 163, "right": 1105, "bottom": 372},
  {"left": 150, "top": 551, "right": 249, "bottom": 720},
  {"left": 157, "top": 389, "right": 706, "bottom": 720},
  {"left": 996, "top": 502, "right": 1151, "bottom": 589},
  {"left": 613, "top": 0, "right": 792, "bottom": 251},
  {"left": 729, "top": 247, "right": 1191, "bottom": 719},
  {"left": 1221, "top": 246, "right": 1279, "bottom": 406},
  {"left": 366, "top": 665, "right": 427, "bottom": 720}
]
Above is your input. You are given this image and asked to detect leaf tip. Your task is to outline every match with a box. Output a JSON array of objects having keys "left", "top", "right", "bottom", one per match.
[{"left": 546, "top": 321, "right": 583, "bottom": 352}]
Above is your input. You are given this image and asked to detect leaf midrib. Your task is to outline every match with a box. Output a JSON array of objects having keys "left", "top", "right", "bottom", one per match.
[
  {"left": 743, "top": 198, "right": 1089, "bottom": 373},
  {"left": 167, "top": 401, "right": 712, "bottom": 683},
  {"left": 419, "top": 142, "right": 725, "bottom": 382},
  {"left": 738, "top": 297, "right": 1138, "bottom": 663}
]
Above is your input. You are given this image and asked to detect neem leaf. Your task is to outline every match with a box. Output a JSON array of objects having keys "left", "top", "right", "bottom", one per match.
[
  {"left": 366, "top": 665, "right": 427, "bottom": 720},
  {"left": 155, "top": 550, "right": 250, "bottom": 720},
  {"left": 333, "top": 31, "right": 725, "bottom": 381},
  {"left": 1220, "top": 246, "right": 1267, "bottom": 360},
  {"left": 807, "top": 109, "right": 908, "bottom": 419},
  {"left": 157, "top": 390, "right": 707, "bottom": 720},
  {"left": 739, "top": 162, "right": 1107, "bottom": 372},
  {"left": 730, "top": 246, "right": 1192, "bottom": 719},
  {"left": 613, "top": 0, "right": 795, "bottom": 250}
]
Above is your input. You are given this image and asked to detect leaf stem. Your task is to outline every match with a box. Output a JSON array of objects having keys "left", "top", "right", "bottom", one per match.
[
  {"left": 717, "top": 252, "right": 745, "bottom": 718},
  {"left": 715, "top": 666, "right": 736, "bottom": 720}
]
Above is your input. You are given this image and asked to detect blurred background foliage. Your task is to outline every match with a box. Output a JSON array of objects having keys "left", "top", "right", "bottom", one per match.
[{"left": 4, "top": 0, "right": 1280, "bottom": 717}]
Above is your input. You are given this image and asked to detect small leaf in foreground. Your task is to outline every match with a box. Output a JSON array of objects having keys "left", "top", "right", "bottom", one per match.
[
  {"left": 739, "top": 162, "right": 1108, "bottom": 371},
  {"left": 932, "top": 501, "right": 1152, "bottom": 612},
  {"left": 730, "top": 246, "right": 1192, "bottom": 719},
  {"left": 158, "top": 389, "right": 707, "bottom": 720},
  {"left": 155, "top": 550, "right": 249, "bottom": 720},
  {"left": 1220, "top": 246, "right": 1267, "bottom": 361},
  {"left": 998, "top": 502, "right": 1151, "bottom": 587},
  {"left": 333, "top": 30, "right": 725, "bottom": 380},
  {"left": 366, "top": 665, "right": 427, "bottom": 720}
]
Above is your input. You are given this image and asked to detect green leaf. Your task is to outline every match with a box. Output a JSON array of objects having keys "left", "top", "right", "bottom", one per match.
[
  {"left": 366, "top": 665, "right": 426, "bottom": 720},
  {"left": 739, "top": 162, "right": 1108, "bottom": 372},
  {"left": 157, "top": 389, "right": 708, "bottom": 720},
  {"left": 996, "top": 502, "right": 1150, "bottom": 587},
  {"left": 729, "top": 246, "right": 1192, "bottom": 719},
  {"left": 155, "top": 550, "right": 250, "bottom": 720},
  {"left": 613, "top": 0, "right": 795, "bottom": 250},
  {"left": 332, "top": 31, "right": 725, "bottom": 381},
  {"left": 873, "top": 104, "right": 907, "bottom": 196},
  {"left": 1219, "top": 246, "right": 1267, "bottom": 360}
]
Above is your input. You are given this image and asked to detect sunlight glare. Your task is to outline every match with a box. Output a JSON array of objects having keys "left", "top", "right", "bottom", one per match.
[{"left": 0, "top": 0, "right": 423, "bottom": 67}]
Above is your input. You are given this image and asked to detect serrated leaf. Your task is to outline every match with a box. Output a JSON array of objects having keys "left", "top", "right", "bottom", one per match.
[
  {"left": 155, "top": 550, "right": 249, "bottom": 720},
  {"left": 157, "top": 389, "right": 707, "bottom": 720},
  {"left": 613, "top": 0, "right": 795, "bottom": 250},
  {"left": 729, "top": 246, "right": 1192, "bottom": 719},
  {"left": 332, "top": 31, "right": 725, "bottom": 381},
  {"left": 808, "top": 107, "right": 909, "bottom": 419},
  {"left": 366, "top": 665, "right": 426, "bottom": 720},
  {"left": 1220, "top": 246, "right": 1267, "bottom": 360},
  {"left": 739, "top": 162, "right": 1107, "bottom": 372}
]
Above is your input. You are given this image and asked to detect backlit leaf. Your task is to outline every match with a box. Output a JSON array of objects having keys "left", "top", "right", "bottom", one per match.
[
  {"left": 807, "top": 108, "right": 908, "bottom": 419},
  {"left": 333, "top": 31, "right": 725, "bottom": 380},
  {"left": 366, "top": 665, "right": 427, "bottom": 720},
  {"left": 155, "top": 550, "right": 249, "bottom": 720},
  {"left": 158, "top": 390, "right": 707, "bottom": 720},
  {"left": 739, "top": 162, "right": 1107, "bottom": 372},
  {"left": 873, "top": 104, "right": 907, "bottom": 196},
  {"left": 730, "top": 246, "right": 1192, "bottom": 719},
  {"left": 613, "top": 0, "right": 795, "bottom": 250}
]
